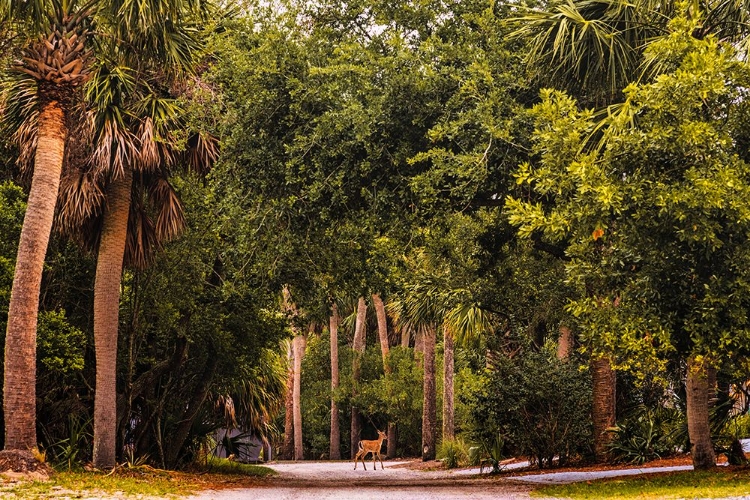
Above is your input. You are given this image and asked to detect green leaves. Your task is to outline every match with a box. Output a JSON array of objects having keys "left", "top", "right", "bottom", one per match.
[{"left": 507, "top": 22, "right": 750, "bottom": 372}]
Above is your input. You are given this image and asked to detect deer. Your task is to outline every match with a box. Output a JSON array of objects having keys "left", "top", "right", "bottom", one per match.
[{"left": 353, "top": 430, "right": 387, "bottom": 470}]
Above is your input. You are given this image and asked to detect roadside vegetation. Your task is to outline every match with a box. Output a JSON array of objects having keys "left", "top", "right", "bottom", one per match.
[
  {"left": 533, "top": 470, "right": 750, "bottom": 500},
  {"left": 0, "top": 0, "right": 749, "bottom": 489},
  {"left": 0, "top": 458, "right": 275, "bottom": 499}
]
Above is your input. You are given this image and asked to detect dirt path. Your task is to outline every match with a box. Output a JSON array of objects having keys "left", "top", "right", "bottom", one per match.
[{"left": 184, "top": 461, "right": 537, "bottom": 500}]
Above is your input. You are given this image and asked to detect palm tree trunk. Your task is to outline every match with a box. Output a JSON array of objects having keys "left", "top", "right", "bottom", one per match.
[
  {"left": 372, "top": 294, "right": 390, "bottom": 362},
  {"left": 329, "top": 304, "right": 341, "bottom": 460},
  {"left": 400, "top": 326, "right": 410, "bottom": 348},
  {"left": 3, "top": 101, "right": 66, "bottom": 451},
  {"left": 687, "top": 356, "right": 716, "bottom": 469},
  {"left": 350, "top": 297, "right": 367, "bottom": 458},
  {"left": 282, "top": 341, "right": 294, "bottom": 460},
  {"left": 372, "top": 293, "right": 396, "bottom": 457},
  {"left": 592, "top": 357, "right": 616, "bottom": 461},
  {"left": 422, "top": 325, "right": 437, "bottom": 461},
  {"left": 557, "top": 325, "right": 574, "bottom": 360},
  {"left": 442, "top": 328, "right": 454, "bottom": 441},
  {"left": 92, "top": 168, "right": 133, "bottom": 469},
  {"left": 293, "top": 333, "right": 306, "bottom": 460}
]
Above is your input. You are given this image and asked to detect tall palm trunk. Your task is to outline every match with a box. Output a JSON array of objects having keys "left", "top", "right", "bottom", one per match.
[
  {"left": 400, "top": 326, "right": 410, "bottom": 347},
  {"left": 557, "top": 326, "right": 574, "bottom": 360},
  {"left": 686, "top": 356, "right": 716, "bottom": 469},
  {"left": 292, "top": 333, "right": 306, "bottom": 460},
  {"left": 350, "top": 297, "right": 367, "bottom": 458},
  {"left": 282, "top": 341, "right": 294, "bottom": 460},
  {"left": 329, "top": 304, "right": 341, "bottom": 460},
  {"left": 592, "top": 357, "right": 616, "bottom": 461},
  {"left": 371, "top": 294, "right": 396, "bottom": 458},
  {"left": 93, "top": 168, "right": 133, "bottom": 468},
  {"left": 422, "top": 325, "right": 437, "bottom": 461},
  {"left": 442, "top": 328, "right": 454, "bottom": 441},
  {"left": 3, "top": 101, "right": 66, "bottom": 451}
]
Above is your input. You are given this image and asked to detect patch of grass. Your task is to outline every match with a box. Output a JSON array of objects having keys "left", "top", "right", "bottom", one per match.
[
  {"left": 0, "top": 460, "right": 276, "bottom": 499},
  {"left": 532, "top": 469, "right": 750, "bottom": 499},
  {"left": 200, "top": 456, "right": 278, "bottom": 477},
  {"left": 0, "top": 470, "right": 194, "bottom": 499}
]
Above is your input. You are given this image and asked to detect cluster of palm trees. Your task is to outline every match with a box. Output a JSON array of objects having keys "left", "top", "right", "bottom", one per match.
[
  {"left": 0, "top": 0, "right": 215, "bottom": 469},
  {"left": 281, "top": 286, "right": 492, "bottom": 461}
]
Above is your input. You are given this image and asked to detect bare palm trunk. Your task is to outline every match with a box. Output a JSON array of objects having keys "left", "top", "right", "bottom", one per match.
[
  {"left": 557, "top": 326, "right": 574, "bottom": 360},
  {"left": 400, "top": 326, "right": 410, "bottom": 348},
  {"left": 293, "top": 334, "right": 306, "bottom": 460},
  {"left": 372, "top": 294, "right": 396, "bottom": 457},
  {"left": 282, "top": 341, "right": 294, "bottom": 460},
  {"left": 329, "top": 304, "right": 341, "bottom": 460},
  {"left": 422, "top": 325, "right": 436, "bottom": 461},
  {"left": 350, "top": 297, "right": 367, "bottom": 458},
  {"left": 3, "top": 101, "right": 66, "bottom": 450},
  {"left": 93, "top": 168, "right": 133, "bottom": 468},
  {"left": 442, "top": 328, "right": 454, "bottom": 441},
  {"left": 592, "top": 357, "right": 616, "bottom": 461},
  {"left": 687, "top": 356, "right": 716, "bottom": 469}
]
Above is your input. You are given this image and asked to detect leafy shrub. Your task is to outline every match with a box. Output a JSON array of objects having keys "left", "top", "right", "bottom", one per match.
[
  {"left": 437, "top": 438, "right": 469, "bottom": 468},
  {"left": 479, "top": 432, "right": 506, "bottom": 473},
  {"left": 608, "top": 405, "right": 682, "bottom": 464},
  {"left": 464, "top": 345, "right": 592, "bottom": 468}
]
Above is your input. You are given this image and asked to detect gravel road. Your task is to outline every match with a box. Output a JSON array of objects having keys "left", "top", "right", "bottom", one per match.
[{"left": 184, "top": 461, "right": 536, "bottom": 500}]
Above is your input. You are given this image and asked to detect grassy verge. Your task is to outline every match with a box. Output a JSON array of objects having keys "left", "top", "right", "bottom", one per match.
[
  {"left": 198, "top": 456, "right": 278, "bottom": 477},
  {"left": 532, "top": 469, "right": 750, "bottom": 499},
  {"left": 0, "top": 459, "right": 276, "bottom": 499}
]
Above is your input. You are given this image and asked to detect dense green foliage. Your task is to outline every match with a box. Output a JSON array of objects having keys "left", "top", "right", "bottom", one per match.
[
  {"left": 464, "top": 345, "right": 593, "bottom": 467},
  {"left": 1, "top": 0, "right": 749, "bottom": 472}
]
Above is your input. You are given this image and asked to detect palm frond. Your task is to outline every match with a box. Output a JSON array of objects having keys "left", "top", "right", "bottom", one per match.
[
  {"left": 185, "top": 131, "right": 219, "bottom": 176},
  {"left": 444, "top": 303, "right": 496, "bottom": 346},
  {"left": 0, "top": 72, "right": 39, "bottom": 174},
  {"left": 56, "top": 165, "right": 106, "bottom": 236},
  {"left": 125, "top": 191, "right": 159, "bottom": 269},
  {"left": 508, "top": 0, "right": 660, "bottom": 97},
  {"left": 148, "top": 176, "right": 186, "bottom": 241}
]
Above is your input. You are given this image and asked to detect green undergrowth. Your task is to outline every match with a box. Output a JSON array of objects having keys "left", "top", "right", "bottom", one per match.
[
  {"left": 0, "top": 458, "right": 276, "bottom": 499},
  {"left": 532, "top": 469, "right": 750, "bottom": 499},
  {"left": 198, "top": 456, "right": 278, "bottom": 476},
  {"left": 0, "top": 470, "right": 192, "bottom": 499}
]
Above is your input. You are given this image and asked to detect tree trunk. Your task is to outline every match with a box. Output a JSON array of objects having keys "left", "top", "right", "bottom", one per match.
[
  {"left": 3, "top": 101, "right": 66, "bottom": 451},
  {"left": 92, "top": 168, "right": 133, "bottom": 469},
  {"left": 293, "top": 333, "right": 306, "bottom": 460},
  {"left": 282, "top": 341, "right": 294, "bottom": 460},
  {"left": 442, "top": 328, "right": 455, "bottom": 442},
  {"left": 422, "top": 325, "right": 437, "bottom": 461},
  {"left": 372, "top": 293, "right": 396, "bottom": 457},
  {"left": 687, "top": 356, "right": 716, "bottom": 469},
  {"left": 329, "top": 304, "right": 341, "bottom": 460},
  {"left": 592, "top": 357, "right": 616, "bottom": 461},
  {"left": 350, "top": 297, "right": 367, "bottom": 458},
  {"left": 372, "top": 294, "right": 390, "bottom": 363},
  {"left": 400, "top": 326, "right": 411, "bottom": 348},
  {"left": 165, "top": 343, "right": 219, "bottom": 468},
  {"left": 557, "top": 325, "right": 574, "bottom": 360}
]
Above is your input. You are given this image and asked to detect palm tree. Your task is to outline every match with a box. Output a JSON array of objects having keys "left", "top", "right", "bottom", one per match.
[
  {"left": 686, "top": 356, "right": 717, "bottom": 469},
  {"left": 391, "top": 282, "right": 495, "bottom": 460},
  {"left": 57, "top": 79, "right": 216, "bottom": 467},
  {"left": 0, "top": 0, "right": 94, "bottom": 453},
  {"left": 281, "top": 286, "right": 306, "bottom": 461},
  {"left": 371, "top": 293, "right": 396, "bottom": 457},
  {"left": 1, "top": 0, "right": 210, "bottom": 460},
  {"left": 329, "top": 303, "right": 341, "bottom": 460},
  {"left": 350, "top": 296, "right": 367, "bottom": 459},
  {"left": 389, "top": 284, "right": 450, "bottom": 461}
]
